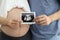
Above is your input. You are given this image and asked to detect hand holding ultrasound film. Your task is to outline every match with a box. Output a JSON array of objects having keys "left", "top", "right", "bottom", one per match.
[{"left": 21, "top": 12, "right": 35, "bottom": 24}]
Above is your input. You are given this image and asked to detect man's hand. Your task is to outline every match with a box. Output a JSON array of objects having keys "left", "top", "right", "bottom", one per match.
[{"left": 34, "top": 15, "right": 52, "bottom": 26}]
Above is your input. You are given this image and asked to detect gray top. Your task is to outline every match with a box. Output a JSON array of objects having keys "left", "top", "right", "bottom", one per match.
[{"left": 29, "top": 0, "right": 60, "bottom": 40}]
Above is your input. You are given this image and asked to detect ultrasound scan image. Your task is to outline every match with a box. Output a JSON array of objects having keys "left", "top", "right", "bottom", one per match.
[{"left": 21, "top": 12, "right": 35, "bottom": 24}]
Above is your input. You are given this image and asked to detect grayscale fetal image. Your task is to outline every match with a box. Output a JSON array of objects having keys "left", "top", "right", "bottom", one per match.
[{"left": 21, "top": 12, "right": 35, "bottom": 24}]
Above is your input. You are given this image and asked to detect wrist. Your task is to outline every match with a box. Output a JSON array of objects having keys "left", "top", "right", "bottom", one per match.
[
  {"left": 1, "top": 18, "right": 9, "bottom": 25},
  {"left": 48, "top": 15, "right": 54, "bottom": 22}
]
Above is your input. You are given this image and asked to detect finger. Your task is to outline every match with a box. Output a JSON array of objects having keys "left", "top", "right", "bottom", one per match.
[
  {"left": 7, "top": 24, "right": 16, "bottom": 29},
  {"left": 11, "top": 22, "right": 19, "bottom": 27},
  {"left": 19, "top": 23, "right": 21, "bottom": 27},
  {"left": 36, "top": 15, "right": 46, "bottom": 19},
  {"left": 40, "top": 17, "right": 46, "bottom": 21},
  {"left": 12, "top": 19, "right": 22, "bottom": 24},
  {"left": 39, "top": 20, "right": 46, "bottom": 24},
  {"left": 19, "top": 20, "right": 23, "bottom": 27},
  {"left": 33, "top": 16, "right": 41, "bottom": 21},
  {"left": 37, "top": 21, "right": 45, "bottom": 25},
  {"left": 19, "top": 20, "right": 23, "bottom": 24},
  {"left": 37, "top": 18, "right": 46, "bottom": 23},
  {"left": 40, "top": 23, "right": 47, "bottom": 26},
  {"left": 40, "top": 22, "right": 47, "bottom": 26},
  {"left": 11, "top": 21, "right": 18, "bottom": 24},
  {"left": 13, "top": 20, "right": 20, "bottom": 22},
  {"left": 34, "top": 15, "right": 46, "bottom": 22},
  {"left": 35, "top": 18, "right": 45, "bottom": 24}
]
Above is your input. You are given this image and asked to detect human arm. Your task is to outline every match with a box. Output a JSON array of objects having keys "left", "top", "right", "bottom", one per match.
[{"left": 34, "top": 10, "right": 60, "bottom": 26}]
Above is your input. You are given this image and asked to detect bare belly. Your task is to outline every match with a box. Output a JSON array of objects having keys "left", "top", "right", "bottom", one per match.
[{"left": 1, "top": 8, "right": 30, "bottom": 37}]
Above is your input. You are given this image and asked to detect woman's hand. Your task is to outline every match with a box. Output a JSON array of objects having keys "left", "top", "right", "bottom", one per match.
[
  {"left": 6, "top": 7, "right": 24, "bottom": 29},
  {"left": 3, "top": 18, "right": 21, "bottom": 29},
  {"left": 34, "top": 14, "right": 52, "bottom": 26}
]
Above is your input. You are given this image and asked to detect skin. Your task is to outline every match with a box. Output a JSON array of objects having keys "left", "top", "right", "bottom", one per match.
[
  {"left": 1, "top": 7, "right": 30, "bottom": 37},
  {"left": 34, "top": 10, "right": 60, "bottom": 26}
]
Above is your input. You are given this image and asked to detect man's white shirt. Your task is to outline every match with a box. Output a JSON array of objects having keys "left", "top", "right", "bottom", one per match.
[{"left": 0, "top": 0, "right": 30, "bottom": 18}]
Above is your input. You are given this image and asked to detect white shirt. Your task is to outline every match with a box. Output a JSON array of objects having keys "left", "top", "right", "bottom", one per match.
[{"left": 0, "top": 0, "right": 30, "bottom": 18}]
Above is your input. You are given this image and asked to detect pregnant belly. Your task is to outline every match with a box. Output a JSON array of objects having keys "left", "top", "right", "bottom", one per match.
[{"left": 1, "top": 7, "right": 29, "bottom": 37}]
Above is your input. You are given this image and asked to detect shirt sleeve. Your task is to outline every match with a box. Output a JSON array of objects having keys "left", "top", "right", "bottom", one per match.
[
  {"left": 0, "top": 0, "right": 7, "bottom": 18},
  {"left": 17, "top": 0, "right": 31, "bottom": 12},
  {"left": 6, "top": 0, "right": 30, "bottom": 12},
  {"left": 0, "top": 0, "right": 30, "bottom": 18}
]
